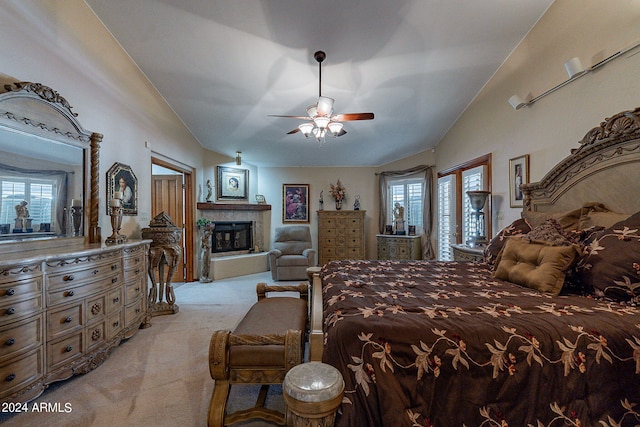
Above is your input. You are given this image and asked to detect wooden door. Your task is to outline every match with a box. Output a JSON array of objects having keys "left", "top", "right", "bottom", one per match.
[{"left": 152, "top": 174, "right": 185, "bottom": 282}]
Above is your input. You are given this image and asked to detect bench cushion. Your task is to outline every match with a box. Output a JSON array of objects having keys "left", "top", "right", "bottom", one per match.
[{"left": 230, "top": 297, "right": 307, "bottom": 367}]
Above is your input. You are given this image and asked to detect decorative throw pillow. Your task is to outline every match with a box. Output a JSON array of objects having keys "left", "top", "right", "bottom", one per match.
[
  {"left": 522, "top": 207, "right": 583, "bottom": 231},
  {"left": 483, "top": 218, "right": 531, "bottom": 268},
  {"left": 494, "top": 238, "right": 581, "bottom": 295},
  {"left": 574, "top": 210, "right": 640, "bottom": 303},
  {"left": 524, "top": 218, "right": 579, "bottom": 246}
]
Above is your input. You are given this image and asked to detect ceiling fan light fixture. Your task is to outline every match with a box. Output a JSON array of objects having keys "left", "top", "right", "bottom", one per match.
[
  {"left": 316, "top": 96, "right": 334, "bottom": 117},
  {"left": 306, "top": 105, "right": 318, "bottom": 118},
  {"left": 328, "top": 121, "right": 343, "bottom": 137},
  {"left": 298, "top": 122, "right": 314, "bottom": 137},
  {"left": 313, "top": 116, "right": 330, "bottom": 129}
]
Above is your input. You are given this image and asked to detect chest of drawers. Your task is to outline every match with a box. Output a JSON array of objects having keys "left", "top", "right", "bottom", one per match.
[
  {"left": 0, "top": 240, "right": 150, "bottom": 404},
  {"left": 376, "top": 235, "right": 422, "bottom": 260},
  {"left": 317, "top": 210, "right": 366, "bottom": 265}
]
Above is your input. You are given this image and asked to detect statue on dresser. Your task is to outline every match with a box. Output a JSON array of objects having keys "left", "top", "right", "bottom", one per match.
[
  {"left": 393, "top": 202, "right": 406, "bottom": 235},
  {"left": 14, "top": 200, "right": 33, "bottom": 232}
]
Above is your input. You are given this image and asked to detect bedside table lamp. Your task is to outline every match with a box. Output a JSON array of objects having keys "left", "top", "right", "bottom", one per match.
[{"left": 466, "top": 190, "right": 490, "bottom": 247}]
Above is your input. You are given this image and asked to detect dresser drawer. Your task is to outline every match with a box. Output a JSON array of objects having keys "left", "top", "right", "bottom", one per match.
[
  {"left": 0, "top": 277, "right": 43, "bottom": 301},
  {"left": 124, "top": 277, "right": 145, "bottom": 305},
  {"left": 87, "top": 321, "right": 105, "bottom": 352},
  {"left": 0, "top": 314, "right": 43, "bottom": 362},
  {"left": 106, "top": 288, "right": 122, "bottom": 315},
  {"left": 0, "top": 348, "right": 43, "bottom": 399},
  {"left": 47, "top": 303, "right": 83, "bottom": 339},
  {"left": 0, "top": 263, "right": 42, "bottom": 286},
  {"left": 123, "top": 252, "right": 145, "bottom": 273},
  {"left": 107, "top": 311, "right": 123, "bottom": 339},
  {"left": 47, "top": 276, "right": 119, "bottom": 307},
  {"left": 0, "top": 295, "right": 43, "bottom": 324},
  {"left": 47, "top": 332, "right": 83, "bottom": 369},
  {"left": 124, "top": 299, "right": 144, "bottom": 327},
  {"left": 46, "top": 257, "right": 121, "bottom": 290},
  {"left": 87, "top": 294, "right": 106, "bottom": 324}
]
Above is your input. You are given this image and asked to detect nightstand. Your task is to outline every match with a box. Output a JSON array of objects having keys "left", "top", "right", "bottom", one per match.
[
  {"left": 377, "top": 234, "right": 422, "bottom": 260},
  {"left": 451, "top": 244, "right": 484, "bottom": 262}
]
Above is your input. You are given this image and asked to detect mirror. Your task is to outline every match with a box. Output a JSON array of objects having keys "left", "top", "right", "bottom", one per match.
[{"left": 0, "top": 80, "right": 102, "bottom": 244}]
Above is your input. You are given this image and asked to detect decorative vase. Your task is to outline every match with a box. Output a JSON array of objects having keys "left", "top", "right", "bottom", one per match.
[{"left": 335, "top": 200, "right": 342, "bottom": 210}]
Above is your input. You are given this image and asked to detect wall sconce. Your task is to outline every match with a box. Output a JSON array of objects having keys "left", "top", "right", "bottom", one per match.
[
  {"left": 235, "top": 151, "right": 242, "bottom": 165},
  {"left": 508, "top": 39, "right": 640, "bottom": 110}
]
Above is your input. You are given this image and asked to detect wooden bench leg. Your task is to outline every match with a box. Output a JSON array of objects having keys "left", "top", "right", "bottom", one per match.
[{"left": 208, "top": 379, "right": 230, "bottom": 427}]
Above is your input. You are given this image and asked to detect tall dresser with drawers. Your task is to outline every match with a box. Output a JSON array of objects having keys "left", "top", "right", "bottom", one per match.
[
  {"left": 0, "top": 240, "right": 150, "bottom": 404},
  {"left": 317, "top": 210, "right": 366, "bottom": 265}
]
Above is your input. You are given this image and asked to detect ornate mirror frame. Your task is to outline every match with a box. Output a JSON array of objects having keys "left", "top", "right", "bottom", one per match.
[{"left": 0, "top": 81, "right": 102, "bottom": 243}]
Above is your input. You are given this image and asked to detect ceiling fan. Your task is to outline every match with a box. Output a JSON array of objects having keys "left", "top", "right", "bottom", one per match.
[{"left": 269, "top": 51, "right": 374, "bottom": 143}]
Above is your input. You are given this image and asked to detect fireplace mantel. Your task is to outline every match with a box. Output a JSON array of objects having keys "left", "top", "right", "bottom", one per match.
[{"left": 197, "top": 202, "right": 271, "bottom": 211}]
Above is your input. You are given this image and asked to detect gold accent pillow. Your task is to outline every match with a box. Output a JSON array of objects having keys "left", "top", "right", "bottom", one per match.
[{"left": 494, "top": 238, "right": 580, "bottom": 295}]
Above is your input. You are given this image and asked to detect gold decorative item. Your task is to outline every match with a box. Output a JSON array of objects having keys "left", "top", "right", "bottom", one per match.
[{"left": 105, "top": 195, "right": 126, "bottom": 245}]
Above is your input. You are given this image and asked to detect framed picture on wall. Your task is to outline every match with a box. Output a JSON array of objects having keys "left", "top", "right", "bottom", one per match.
[
  {"left": 216, "top": 166, "right": 248, "bottom": 201},
  {"left": 509, "top": 154, "right": 529, "bottom": 208},
  {"left": 283, "top": 184, "right": 310, "bottom": 223},
  {"left": 106, "top": 162, "right": 138, "bottom": 215}
]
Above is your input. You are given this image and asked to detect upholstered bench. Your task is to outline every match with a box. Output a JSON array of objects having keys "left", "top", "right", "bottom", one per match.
[{"left": 208, "top": 282, "right": 309, "bottom": 427}]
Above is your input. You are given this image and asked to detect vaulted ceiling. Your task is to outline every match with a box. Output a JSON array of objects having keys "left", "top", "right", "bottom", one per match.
[{"left": 86, "top": 0, "right": 554, "bottom": 167}]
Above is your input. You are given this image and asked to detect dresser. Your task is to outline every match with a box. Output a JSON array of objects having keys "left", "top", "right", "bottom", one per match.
[
  {"left": 0, "top": 239, "right": 150, "bottom": 404},
  {"left": 377, "top": 235, "right": 422, "bottom": 260},
  {"left": 317, "top": 210, "right": 366, "bottom": 265}
]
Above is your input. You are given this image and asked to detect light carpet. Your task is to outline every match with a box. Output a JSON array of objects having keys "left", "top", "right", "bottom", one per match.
[{"left": 1, "top": 271, "right": 300, "bottom": 427}]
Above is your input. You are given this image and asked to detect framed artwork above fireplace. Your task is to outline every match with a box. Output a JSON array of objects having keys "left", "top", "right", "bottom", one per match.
[{"left": 217, "top": 166, "right": 248, "bottom": 201}]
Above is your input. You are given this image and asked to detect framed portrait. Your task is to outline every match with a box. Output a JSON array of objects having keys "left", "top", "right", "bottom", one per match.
[
  {"left": 283, "top": 184, "right": 310, "bottom": 223},
  {"left": 106, "top": 162, "right": 138, "bottom": 215},
  {"left": 509, "top": 154, "right": 529, "bottom": 208},
  {"left": 217, "top": 166, "right": 248, "bottom": 201}
]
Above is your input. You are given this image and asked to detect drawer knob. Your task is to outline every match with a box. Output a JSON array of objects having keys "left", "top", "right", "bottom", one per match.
[
  {"left": 135, "top": 308, "right": 141, "bottom": 313},
  {"left": 113, "top": 321, "right": 119, "bottom": 327},
  {"left": 64, "top": 316, "right": 73, "bottom": 323},
  {"left": 5, "top": 338, "right": 15, "bottom": 346},
  {"left": 5, "top": 307, "right": 15, "bottom": 315},
  {"left": 113, "top": 297, "right": 120, "bottom": 303},
  {"left": 66, "top": 290, "right": 75, "bottom": 297},
  {"left": 135, "top": 268, "right": 141, "bottom": 274},
  {"left": 65, "top": 345, "right": 73, "bottom": 353},
  {"left": 63, "top": 275, "right": 74, "bottom": 281},
  {"left": 112, "top": 277, "right": 118, "bottom": 284},
  {"left": 5, "top": 288, "right": 15, "bottom": 296},
  {"left": 5, "top": 374, "right": 15, "bottom": 382},
  {"left": 93, "top": 269, "right": 99, "bottom": 275},
  {"left": 111, "top": 264, "right": 118, "bottom": 271}
]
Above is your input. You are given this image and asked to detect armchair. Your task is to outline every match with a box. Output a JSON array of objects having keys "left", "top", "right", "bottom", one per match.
[{"left": 268, "top": 226, "right": 316, "bottom": 281}]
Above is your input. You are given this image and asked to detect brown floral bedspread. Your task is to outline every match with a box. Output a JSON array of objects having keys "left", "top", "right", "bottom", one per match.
[{"left": 320, "top": 260, "right": 640, "bottom": 427}]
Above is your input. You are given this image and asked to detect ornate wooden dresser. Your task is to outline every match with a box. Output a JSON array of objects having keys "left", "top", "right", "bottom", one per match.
[
  {"left": 0, "top": 240, "right": 150, "bottom": 404},
  {"left": 317, "top": 210, "right": 366, "bottom": 266},
  {"left": 376, "top": 234, "right": 422, "bottom": 260}
]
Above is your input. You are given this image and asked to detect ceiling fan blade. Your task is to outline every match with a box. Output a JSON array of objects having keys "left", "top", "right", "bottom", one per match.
[
  {"left": 287, "top": 128, "right": 301, "bottom": 135},
  {"left": 336, "top": 129, "right": 347, "bottom": 137},
  {"left": 332, "top": 112, "right": 374, "bottom": 121},
  {"left": 269, "top": 114, "right": 310, "bottom": 120}
]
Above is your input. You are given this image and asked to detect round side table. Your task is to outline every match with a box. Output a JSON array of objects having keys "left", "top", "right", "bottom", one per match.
[{"left": 283, "top": 362, "right": 344, "bottom": 427}]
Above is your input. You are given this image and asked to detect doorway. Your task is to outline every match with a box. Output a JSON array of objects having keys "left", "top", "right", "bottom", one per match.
[{"left": 151, "top": 157, "right": 195, "bottom": 282}]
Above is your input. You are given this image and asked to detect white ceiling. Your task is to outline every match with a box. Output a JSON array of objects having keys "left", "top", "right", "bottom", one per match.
[{"left": 85, "top": 0, "right": 553, "bottom": 167}]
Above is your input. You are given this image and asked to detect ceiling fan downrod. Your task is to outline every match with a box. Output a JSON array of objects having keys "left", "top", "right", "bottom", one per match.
[{"left": 314, "top": 51, "right": 326, "bottom": 98}]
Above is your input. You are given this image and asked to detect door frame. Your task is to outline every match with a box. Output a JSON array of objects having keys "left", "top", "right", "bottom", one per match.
[{"left": 151, "top": 156, "right": 195, "bottom": 282}]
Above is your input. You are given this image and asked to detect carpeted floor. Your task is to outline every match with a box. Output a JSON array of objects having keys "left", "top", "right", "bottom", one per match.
[{"left": 0, "top": 271, "right": 300, "bottom": 427}]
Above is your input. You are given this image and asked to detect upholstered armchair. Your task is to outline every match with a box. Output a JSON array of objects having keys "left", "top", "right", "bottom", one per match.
[{"left": 268, "top": 226, "right": 316, "bottom": 281}]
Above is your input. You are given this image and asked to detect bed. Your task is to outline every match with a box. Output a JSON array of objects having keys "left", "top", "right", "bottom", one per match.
[{"left": 309, "top": 107, "right": 640, "bottom": 426}]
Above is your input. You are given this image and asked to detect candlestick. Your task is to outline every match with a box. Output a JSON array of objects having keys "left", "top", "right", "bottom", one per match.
[
  {"left": 109, "top": 198, "right": 121, "bottom": 207},
  {"left": 113, "top": 191, "right": 123, "bottom": 200},
  {"left": 105, "top": 205, "right": 127, "bottom": 245},
  {"left": 71, "top": 206, "right": 83, "bottom": 237},
  {"left": 71, "top": 198, "right": 82, "bottom": 207}
]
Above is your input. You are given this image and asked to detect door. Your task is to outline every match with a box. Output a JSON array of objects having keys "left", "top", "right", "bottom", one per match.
[{"left": 152, "top": 174, "right": 185, "bottom": 282}]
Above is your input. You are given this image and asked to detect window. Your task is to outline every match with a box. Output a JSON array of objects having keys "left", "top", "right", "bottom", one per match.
[
  {"left": 437, "top": 154, "right": 491, "bottom": 260},
  {"left": 388, "top": 178, "right": 424, "bottom": 231},
  {"left": 1, "top": 177, "right": 55, "bottom": 230}
]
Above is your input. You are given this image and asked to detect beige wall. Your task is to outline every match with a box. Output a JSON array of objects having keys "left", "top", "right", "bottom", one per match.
[
  {"left": 0, "top": 1, "right": 206, "bottom": 240},
  {"left": 435, "top": 0, "right": 640, "bottom": 233}
]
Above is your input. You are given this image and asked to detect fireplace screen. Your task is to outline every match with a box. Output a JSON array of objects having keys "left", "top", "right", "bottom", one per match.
[{"left": 212, "top": 221, "right": 253, "bottom": 253}]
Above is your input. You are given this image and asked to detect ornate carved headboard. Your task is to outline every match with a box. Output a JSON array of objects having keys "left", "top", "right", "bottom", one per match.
[{"left": 522, "top": 107, "right": 640, "bottom": 215}]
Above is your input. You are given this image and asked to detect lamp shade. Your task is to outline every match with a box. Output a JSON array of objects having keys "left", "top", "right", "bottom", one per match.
[
  {"left": 328, "top": 122, "right": 343, "bottom": 136},
  {"left": 298, "top": 122, "right": 314, "bottom": 137},
  {"left": 466, "top": 190, "right": 490, "bottom": 211}
]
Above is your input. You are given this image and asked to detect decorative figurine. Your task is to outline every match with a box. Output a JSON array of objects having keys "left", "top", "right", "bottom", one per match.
[
  {"left": 354, "top": 195, "right": 361, "bottom": 210},
  {"left": 319, "top": 190, "right": 324, "bottom": 210},
  {"left": 206, "top": 179, "right": 213, "bottom": 202}
]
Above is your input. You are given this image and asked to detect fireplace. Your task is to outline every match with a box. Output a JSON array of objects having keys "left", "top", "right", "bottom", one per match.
[{"left": 212, "top": 221, "right": 253, "bottom": 254}]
